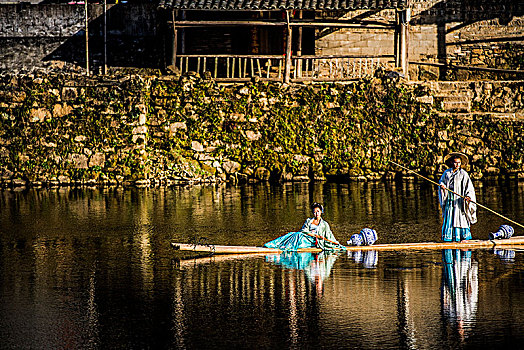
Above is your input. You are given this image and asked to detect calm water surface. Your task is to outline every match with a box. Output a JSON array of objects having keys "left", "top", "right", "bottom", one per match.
[{"left": 1, "top": 181, "right": 523, "bottom": 349}]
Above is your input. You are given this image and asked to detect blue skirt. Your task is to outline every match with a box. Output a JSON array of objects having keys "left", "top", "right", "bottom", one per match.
[
  {"left": 264, "top": 231, "right": 316, "bottom": 251},
  {"left": 442, "top": 196, "right": 472, "bottom": 242}
]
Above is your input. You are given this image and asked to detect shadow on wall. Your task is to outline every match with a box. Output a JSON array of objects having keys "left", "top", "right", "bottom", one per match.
[
  {"left": 412, "top": 0, "right": 523, "bottom": 78},
  {"left": 43, "top": 3, "right": 162, "bottom": 71}
]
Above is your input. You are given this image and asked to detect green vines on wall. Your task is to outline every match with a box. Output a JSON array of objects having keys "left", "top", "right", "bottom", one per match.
[{"left": 0, "top": 72, "right": 523, "bottom": 186}]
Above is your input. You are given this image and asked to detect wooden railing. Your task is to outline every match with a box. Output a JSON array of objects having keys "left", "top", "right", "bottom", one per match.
[
  {"left": 292, "top": 55, "right": 394, "bottom": 81},
  {"left": 174, "top": 54, "right": 395, "bottom": 82}
]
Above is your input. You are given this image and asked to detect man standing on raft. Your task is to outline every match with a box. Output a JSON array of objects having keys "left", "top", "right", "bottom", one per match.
[{"left": 439, "top": 152, "right": 477, "bottom": 242}]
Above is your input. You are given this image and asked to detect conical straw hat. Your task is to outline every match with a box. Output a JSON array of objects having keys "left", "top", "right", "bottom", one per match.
[{"left": 444, "top": 152, "right": 469, "bottom": 167}]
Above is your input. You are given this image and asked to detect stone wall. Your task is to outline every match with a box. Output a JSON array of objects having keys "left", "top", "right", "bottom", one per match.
[
  {"left": 0, "top": 72, "right": 523, "bottom": 188},
  {"left": 0, "top": 3, "right": 161, "bottom": 73}
]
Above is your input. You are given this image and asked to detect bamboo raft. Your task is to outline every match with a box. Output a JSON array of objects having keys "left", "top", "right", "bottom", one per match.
[{"left": 171, "top": 236, "right": 524, "bottom": 254}]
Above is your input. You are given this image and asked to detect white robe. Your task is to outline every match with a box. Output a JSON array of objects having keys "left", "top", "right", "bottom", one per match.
[{"left": 438, "top": 168, "right": 477, "bottom": 228}]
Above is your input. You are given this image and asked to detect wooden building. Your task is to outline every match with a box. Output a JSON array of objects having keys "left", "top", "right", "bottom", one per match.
[{"left": 159, "top": 0, "right": 410, "bottom": 82}]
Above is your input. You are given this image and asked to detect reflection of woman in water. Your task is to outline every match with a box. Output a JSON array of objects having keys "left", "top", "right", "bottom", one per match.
[
  {"left": 264, "top": 203, "right": 344, "bottom": 251},
  {"left": 266, "top": 251, "right": 339, "bottom": 294},
  {"left": 442, "top": 249, "right": 478, "bottom": 340}
]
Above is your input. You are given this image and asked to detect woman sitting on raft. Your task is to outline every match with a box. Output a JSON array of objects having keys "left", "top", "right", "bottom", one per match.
[{"left": 264, "top": 203, "right": 345, "bottom": 251}]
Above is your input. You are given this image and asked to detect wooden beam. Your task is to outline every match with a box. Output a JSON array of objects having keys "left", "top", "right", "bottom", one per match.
[
  {"left": 168, "top": 20, "right": 394, "bottom": 29},
  {"left": 292, "top": 22, "right": 394, "bottom": 28}
]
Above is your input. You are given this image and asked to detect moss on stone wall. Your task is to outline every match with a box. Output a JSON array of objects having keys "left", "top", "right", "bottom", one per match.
[{"left": 0, "top": 72, "right": 523, "bottom": 188}]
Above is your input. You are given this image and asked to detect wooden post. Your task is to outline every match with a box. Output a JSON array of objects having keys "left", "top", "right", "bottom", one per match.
[
  {"left": 396, "top": 8, "right": 410, "bottom": 78},
  {"left": 180, "top": 10, "right": 186, "bottom": 54},
  {"left": 297, "top": 10, "right": 302, "bottom": 78},
  {"left": 103, "top": 0, "right": 107, "bottom": 74},
  {"left": 85, "top": 1, "right": 89, "bottom": 76},
  {"left": 284, "top": 10, "right": 292, "bottom": 83},
  {"left": 171, "top": 10, "right": 177, "bottom": 67}
]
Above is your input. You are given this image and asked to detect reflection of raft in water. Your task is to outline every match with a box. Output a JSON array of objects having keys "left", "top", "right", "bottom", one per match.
[{"left": 171, "top": 236, "right": 524, "bottom": 254}]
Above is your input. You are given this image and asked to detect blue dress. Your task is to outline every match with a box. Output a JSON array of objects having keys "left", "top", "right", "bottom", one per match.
[{"left": 264, "top": 218, "right": 344, "bottom": 251}]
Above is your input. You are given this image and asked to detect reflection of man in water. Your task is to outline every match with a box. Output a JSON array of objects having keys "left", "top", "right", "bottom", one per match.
[{"left": 442, "top": 249, "right": 478, "bottom": 340}]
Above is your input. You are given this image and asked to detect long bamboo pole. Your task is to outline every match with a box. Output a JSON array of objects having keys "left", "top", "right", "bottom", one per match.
[
  {"left": 390, "top": 160, "right": 524, "bottom": 230},
  {"left": 171, "top": 236, "right": 524, "bottom": 255}
]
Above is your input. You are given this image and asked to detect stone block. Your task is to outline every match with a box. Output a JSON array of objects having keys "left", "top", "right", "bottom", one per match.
[
  {"left": 30, "top": 108, "right": 49, "bottom": 122},
  {"left": 139, "top": 113, "right": 147, "bottom": 125},
  {"left": 169, "top": 122, "right": 187, "bottom": 132},
  {"left": 415, "top": 95, "right": 434, "bottom": 104},
  {"left": 61, "top": 87, "right": 78, "bottom": 101},
  {"left": 254, "top": 167, "right": 271, "bottom": 181},
  {"left": 71, "top": 153, "right": 88, "bottom": 169},
  {"left": 132, "top": 126, "right": 147, "bottom": 134},
  {"left": 52, "top": 103, "right": 72, "bottom": 118},
  {"left": 222, "top": 159, "right": 241, "bottom": 174},
  {"left": 89, "top": 152, "right": 105, "bottom": 168},
  {"left": 292, "top": 175, "right": 310, "bottom": 182},
  {"left": 245, "top": 130, "right": 261, "bottom": 141},
  {"left": 191, "top": 141, "right": 204, "bottom": 152},
  {"left": 132, "top": 134, "right": 146, "bottom": 144},
  {"left": 58, "top": 175, "right": 71, "bottom": 184}
]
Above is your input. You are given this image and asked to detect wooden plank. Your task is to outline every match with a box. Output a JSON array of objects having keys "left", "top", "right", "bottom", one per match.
[
  {"left": 172, "top": 236, "right": 524, "bottom": 255},
  {"left": 173, "top": 54, "right": 392, "bottom": 59}
]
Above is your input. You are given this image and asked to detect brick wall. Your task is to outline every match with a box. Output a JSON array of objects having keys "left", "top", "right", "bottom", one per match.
[{"left": 315, "top": 2, "right": 523, "bottom": 80}]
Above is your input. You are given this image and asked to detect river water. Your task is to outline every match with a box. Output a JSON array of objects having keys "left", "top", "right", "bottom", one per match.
[{"left": 1, "top": 180, "right": 523, "bottom": 349}]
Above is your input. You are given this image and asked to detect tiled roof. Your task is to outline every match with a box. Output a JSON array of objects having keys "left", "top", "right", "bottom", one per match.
[{"left": 160, "top": 0, "right": 406, "bottom": 10}]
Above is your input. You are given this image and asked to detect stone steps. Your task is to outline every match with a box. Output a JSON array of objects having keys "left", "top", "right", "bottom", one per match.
[
  {"left": 436, "top": 111, "right": 524, "bottom": 120},
  {"left": 435, "top": 94, "right": 472, "bottom": 112},
  {"left": 434, "top": 82, "right": 473, "bottom": 112}
]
